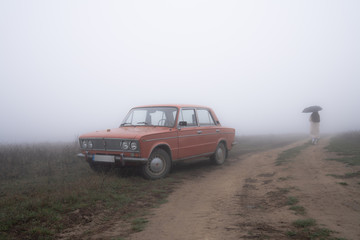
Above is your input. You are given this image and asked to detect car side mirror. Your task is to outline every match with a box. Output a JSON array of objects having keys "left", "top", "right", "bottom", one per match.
[{"left": 178, "top": 121, "right": 187, "bottom": 127}]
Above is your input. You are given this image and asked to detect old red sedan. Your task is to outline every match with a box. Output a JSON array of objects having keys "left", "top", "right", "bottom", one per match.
[{"left": 78, "top": 105, "right": 236, "bottom": 179}]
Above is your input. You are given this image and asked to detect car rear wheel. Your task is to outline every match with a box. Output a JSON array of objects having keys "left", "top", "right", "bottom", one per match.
[
  {"left": 211, "top": 142, "right": 227, "bottom": 165},
  {"left": 142, "top": 148, "right": 171, "bottom": 180}
]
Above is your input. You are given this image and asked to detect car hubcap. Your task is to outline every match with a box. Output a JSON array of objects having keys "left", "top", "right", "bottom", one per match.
[{"left": 149, "top": 157, "right": 164, "bottom": 173}]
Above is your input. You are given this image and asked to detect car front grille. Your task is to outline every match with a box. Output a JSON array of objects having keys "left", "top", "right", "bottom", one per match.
[
  {"left": 80, "top": 138, "right": 140, "bottom": 152},
  {"left": 86, "top": 138, "right": 122, "bottom": 151}
]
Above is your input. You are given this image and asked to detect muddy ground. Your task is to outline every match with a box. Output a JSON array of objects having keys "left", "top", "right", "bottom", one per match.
[{"left": 60, "top": 137, "right": 360, "bottom": 240}]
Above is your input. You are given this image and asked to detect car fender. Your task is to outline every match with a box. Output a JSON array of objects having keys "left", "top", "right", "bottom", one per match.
[
  {"left": 145, "top": 142, "right": 173, "bottom": 161},
  {"left": 216, "top": 138, "right": 228, "bottom": 151}
]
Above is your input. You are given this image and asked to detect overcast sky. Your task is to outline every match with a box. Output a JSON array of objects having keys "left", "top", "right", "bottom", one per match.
[{"left": 1, "top": 0, "right": 359, "bottom": 143}]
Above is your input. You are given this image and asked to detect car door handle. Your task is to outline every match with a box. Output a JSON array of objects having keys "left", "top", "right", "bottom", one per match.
[
  {"left": 216, "top": 129, "right": 220, "bottom": 133},
  {"left": 197, "top": 130, "right": 202, "bottom": 134}
]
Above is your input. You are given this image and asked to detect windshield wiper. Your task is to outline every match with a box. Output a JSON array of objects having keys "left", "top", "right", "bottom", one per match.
[
  {"left": 121, "top": 122, "right": 155, "bottom": 127},
  {"left": 136, "top": 122, "right": 155, "bottom": 126}
]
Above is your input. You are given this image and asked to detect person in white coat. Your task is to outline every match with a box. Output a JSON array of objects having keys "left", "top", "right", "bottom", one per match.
[{"left": 309, "top": 111, "right": 320, "bottom": 144}]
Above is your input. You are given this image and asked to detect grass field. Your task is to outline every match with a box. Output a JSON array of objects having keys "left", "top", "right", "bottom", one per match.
[
  {"left": 0, "top": 133, "right": 315, "bottom": 240},
  {"left": 326, "top": 131, "right": 360, "bottom": 166},
  {"left": 0, "top": 141, "right": 180, "bottom": 239},
  {"left": 230, "top": 134, "right": 307, "bottom": 156}
]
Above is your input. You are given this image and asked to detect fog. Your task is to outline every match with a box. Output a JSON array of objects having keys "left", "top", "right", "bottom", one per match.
[{"left": 1, "top": 1, "right": 359, "bottom": 143}]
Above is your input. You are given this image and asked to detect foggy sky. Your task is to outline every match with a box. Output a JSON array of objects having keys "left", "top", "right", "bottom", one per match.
[{"left": 1, "top": 0, "right": 359, "bottom": 143}]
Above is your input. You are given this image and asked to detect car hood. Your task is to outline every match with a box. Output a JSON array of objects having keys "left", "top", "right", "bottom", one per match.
[{"left": 79, "top": 127, "right": 172, "bottom": 140}]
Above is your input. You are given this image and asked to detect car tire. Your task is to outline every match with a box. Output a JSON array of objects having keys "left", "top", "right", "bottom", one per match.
[
  {"left": 142, "top": 148, "right": 171, "bottom": 180},
  {"left": 211, "top": 142, "right": 227, "bottom": 165}
]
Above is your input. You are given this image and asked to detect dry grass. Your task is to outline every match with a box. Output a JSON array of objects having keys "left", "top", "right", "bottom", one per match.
[{"left": 0, "top": 142, "right": 178, "bottom": 239}]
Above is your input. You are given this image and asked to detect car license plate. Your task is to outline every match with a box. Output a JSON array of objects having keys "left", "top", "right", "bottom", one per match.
[{"left": 92, "top": 155, "right": 115, "bottom": 163}]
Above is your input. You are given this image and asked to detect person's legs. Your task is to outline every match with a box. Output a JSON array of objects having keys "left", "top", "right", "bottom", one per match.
[{"left": 310, "top": 122, "right": 320, "bottom": 145}]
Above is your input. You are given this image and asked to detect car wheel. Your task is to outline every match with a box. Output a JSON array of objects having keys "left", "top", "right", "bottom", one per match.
[
  {"left": 211, "top": 142, "right": 227, "bottom": 165},
  {"left": 142, "top": 148, "right": 171, "bottom": 180}
]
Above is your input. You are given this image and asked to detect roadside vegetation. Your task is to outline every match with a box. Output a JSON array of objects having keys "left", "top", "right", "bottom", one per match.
[
  {"left": 326, "top": 131, "right": 360, "bottom": 187},
  {"left": 326, "top": 131, "right": 360, "bottom": 166},
  {"left": 0, "top": 142, "right": 178, "bottom": 240},
  {"left": 0, "top": 135, "right": 306, "bottom": 240}
]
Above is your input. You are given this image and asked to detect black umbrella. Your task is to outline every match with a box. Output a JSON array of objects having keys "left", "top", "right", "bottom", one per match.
[{"left": 302, "top": 105, "right": 322, "bottom": 113}]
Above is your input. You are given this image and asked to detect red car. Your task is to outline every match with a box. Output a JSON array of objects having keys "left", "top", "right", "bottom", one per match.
[{"left": 78, "top": 105, "right": 236, "bottom": 179}]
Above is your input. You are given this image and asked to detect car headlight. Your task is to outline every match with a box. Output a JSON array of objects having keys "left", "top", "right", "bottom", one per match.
[
  {"left": 130, "top": 141, "right": 138, "bottom": 151},
  {"left": 88, "top": 140, "right": 93, "bottom": 149},
  {"left": 82, "top": 140, "right": 87, "bottom": 149},
  {"left": 122, "top": 141, "right": 129, "bottom": 150}
]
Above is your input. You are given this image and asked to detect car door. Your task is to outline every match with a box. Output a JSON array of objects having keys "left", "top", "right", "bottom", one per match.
[
  {"left": 196, "top": 108, "right": 219, "bottom": 154},
  {"left": 177, "top": 108, "right": 203, "bottom": 159}
]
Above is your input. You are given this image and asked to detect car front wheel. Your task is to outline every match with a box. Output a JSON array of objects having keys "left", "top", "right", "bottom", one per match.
[
  {"left": 142, "top": 148, "right": 171, "bottom": 180},
  {"left": 211, "top": 142, "right": 227, "bottom": 165}
]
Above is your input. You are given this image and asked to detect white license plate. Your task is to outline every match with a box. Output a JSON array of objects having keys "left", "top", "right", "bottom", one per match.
[{"left": 92, "top": 155, "right": 115, "bottom": 163}]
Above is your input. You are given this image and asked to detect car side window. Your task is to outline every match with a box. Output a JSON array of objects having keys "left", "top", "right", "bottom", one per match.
[
  {"left": 179, "top": 109, "right": 197, "bottom": 127},
  {"left": 197, "top": 109, "right": 216, "bottom": 126}
]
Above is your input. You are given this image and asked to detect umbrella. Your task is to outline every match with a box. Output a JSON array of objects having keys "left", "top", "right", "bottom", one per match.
[{"left": 302, "top": 105, "right": 322, "bottom": 113}]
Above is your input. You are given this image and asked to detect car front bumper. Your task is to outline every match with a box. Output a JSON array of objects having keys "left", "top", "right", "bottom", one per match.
[{"left": 77, "top": 153, "right": 148, "bottom": 165}]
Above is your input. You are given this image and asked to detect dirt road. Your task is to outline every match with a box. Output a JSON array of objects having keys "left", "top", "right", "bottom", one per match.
[{"left": 126, "top": 138, "right": 360, "bottom": 240}]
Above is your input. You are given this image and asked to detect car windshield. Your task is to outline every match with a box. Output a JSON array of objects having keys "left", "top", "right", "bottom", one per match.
[{"left": 121, "top": 107, "right": 178, "bottom": 127}]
